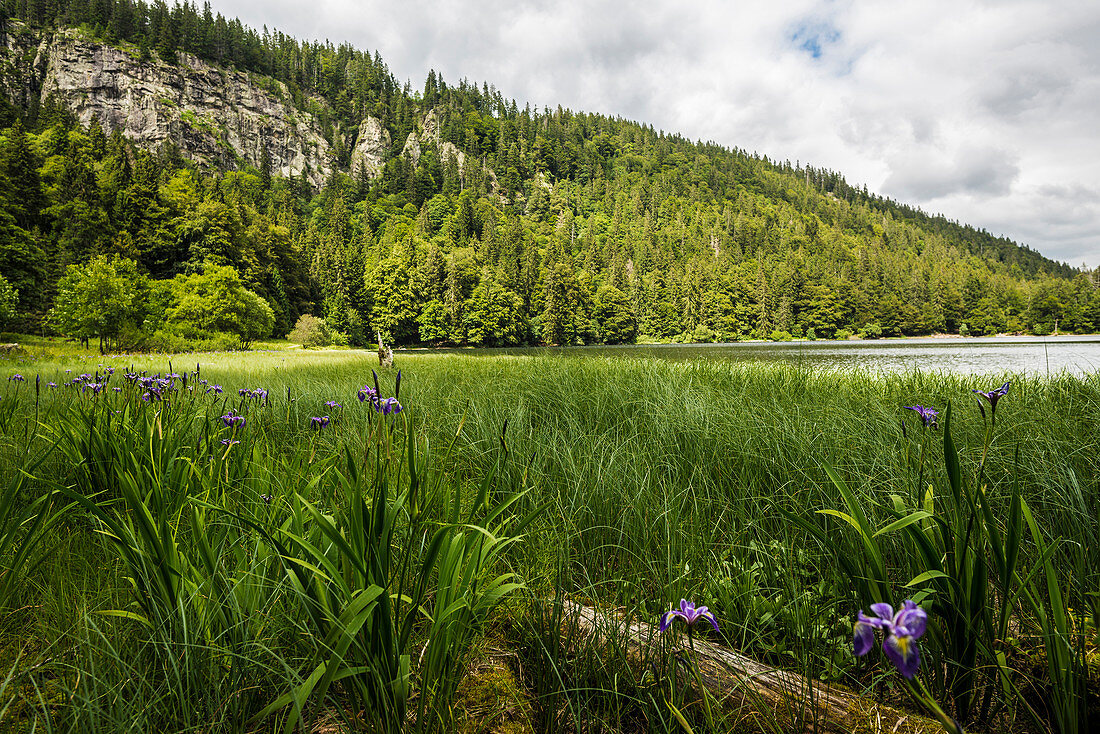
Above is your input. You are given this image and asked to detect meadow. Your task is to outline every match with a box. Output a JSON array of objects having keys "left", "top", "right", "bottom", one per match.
[{"left": 0, "top": 343, "right": 1097, "bottom": 733}]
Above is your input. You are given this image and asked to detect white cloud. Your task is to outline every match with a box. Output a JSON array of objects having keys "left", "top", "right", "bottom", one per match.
[
  {"left": 885, "top": 145, "right": 1020, "bottom": 200},
  {"left": 216, "top": 0, "right": 1100, "bottom": 267}
]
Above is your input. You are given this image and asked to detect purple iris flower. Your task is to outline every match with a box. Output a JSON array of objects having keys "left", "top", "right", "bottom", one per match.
[
  {"left": 659, "top": 599, "right": 720, "bottom": 633},
  {"left": 220, "top": 438, "right": 240, "bottom": 447},
  {"left": 310, "top": 416, "right": 330, "bottom": 430},
  {"left": 113, "top": 387, "right": 122, "bottom": 393},
  {"left": 903, "top": 405, "right": 939, "bottom": 429},
  {"left": 206, "top": 384, "right": 223, "bottom": 394},
  {"left": 8, "top": 374, "right": 25, "bottom": 382},
  {"left": 324, "top": 400, "right": 342, "bottom": 409},
  {"left": 47, "top": 382, "right": 57, "bottom": 388},
  {"left": 373, "top": 397, "right": 403, "bottom": 416},
  {"left": 853, "top": 600, "right": 927, "bottom": 679},
  {"left": 358, "top": 386, "right": 378, "bottom": 403},
  {"left": 973, "top": 381, "right": 1010, "bottom": 421},
  {"left": 222, "top": 411, "right": 246, "bottom": 429}
]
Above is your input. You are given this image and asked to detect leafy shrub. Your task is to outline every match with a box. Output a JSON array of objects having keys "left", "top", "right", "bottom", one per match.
[
  {"left": 691, "top": 324, "right": 716, "bottom": 343},
  {"left": 705, "top": 540, "right": 850, "bottom": 678},
  {"left": 144, "top": 328, "right": 242, "bottom": 353},
  {"left": 48, "top": 255, "right": 148, "bottom": 353},
  {"left": 287, "top": 314, "right": 333, "bottom": 348},
  {"left": 860, "top": 322, "right": 883, "bottom": 339},
  {"left": 167, "top": 265, "right": 274, "bottom": 347},
  {"left": 0, "top": 274, "right": 17, "bottom": 329}
]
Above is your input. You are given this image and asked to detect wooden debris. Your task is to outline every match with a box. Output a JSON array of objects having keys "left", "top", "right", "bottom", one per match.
[
  {"left": 376, "top": 332, "right": 393, "bottom": 368},
  {"left": 561, "top": 599, "right": 944, "bottom": 734}
]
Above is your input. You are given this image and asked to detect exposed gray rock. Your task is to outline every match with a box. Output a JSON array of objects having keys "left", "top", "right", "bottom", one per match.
[
  {"left": 0, "top": 24, "right": 501, "bottom": 195},
  {"left": 3, "top": 25, "right": 333, "bottom": 188},
  {"left": 349, "top": 116, "right": 390, "bottom": 179},
  {"left": 401, "top": 109, "right": 501, "bottom": 193},
  {"left": 401, "top": 128, "right": 422, "bottom": 167}
]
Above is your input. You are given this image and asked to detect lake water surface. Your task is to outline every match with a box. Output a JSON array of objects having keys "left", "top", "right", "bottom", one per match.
[{"left": 428, "top": 335, "right": 1100, "bottom": 376}]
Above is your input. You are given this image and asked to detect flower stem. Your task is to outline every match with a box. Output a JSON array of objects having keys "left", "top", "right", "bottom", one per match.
[
  {"left": 908, "top": 677, "right": 965, "bottom": 734},
  {"left": 687, "top": 629, "right": 716, "bottom": 729}
]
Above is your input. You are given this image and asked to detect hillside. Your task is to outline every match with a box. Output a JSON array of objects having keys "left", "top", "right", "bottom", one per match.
[{"left": 0, "top": 1, "right": 1094, "bottom": 349}]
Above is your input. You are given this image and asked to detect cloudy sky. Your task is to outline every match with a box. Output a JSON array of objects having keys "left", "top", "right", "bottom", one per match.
[{"left": 219, "top": 0, "right": 1099, "bottom": 268}]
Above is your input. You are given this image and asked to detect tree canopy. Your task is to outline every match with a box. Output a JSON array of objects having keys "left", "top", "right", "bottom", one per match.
[{"left": 0, "top": 1, "right": 1093, "bottom": 350}]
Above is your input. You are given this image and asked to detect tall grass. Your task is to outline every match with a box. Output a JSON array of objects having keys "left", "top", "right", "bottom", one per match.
[{"left": 0, "top": 349, "right": 1096, "bottom": 732}]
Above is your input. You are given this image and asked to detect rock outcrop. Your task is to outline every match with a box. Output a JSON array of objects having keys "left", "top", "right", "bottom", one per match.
[
  {"left": 0, "top": 24, "right": 501, "bottom": 195},
  {"left": 402, "top": 108, "right": 466, "bottom": 172},
  {"left": 2, "top": 24, "right": 334, "bottom": 187},
  {"left": 349, "top": 116, "right": 391, "bottom": 180},
  {"left": 400, "top": 109, "right": 501, "bottom": 194}
]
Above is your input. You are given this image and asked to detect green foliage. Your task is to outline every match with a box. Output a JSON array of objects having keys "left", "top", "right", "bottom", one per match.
[
  {"left": 0, "top": 274, "right": 17, "bottom": 329},
  {"left": 0, "top": 361, "right": 540, "bottom": 731},
  {"left": 167, "top": 264, "right": 275, "bottom": 347},
  {"left": 48, "top": 254, "right": 148, "bottom": 353},
  {"left": 785, "top": 400, "right": 1089, "bottom": 729},
  {"left": 705, "top": 539, "right": 850, "bottom": 678},
  {"left": 861, "top": 322, "right": 883, "bottom": 339},
  {"left": 0, "top": 350, "right": 1097, "bottom": 732},
  {"left": 0, "top": 5, "right": 1094, "bottom": 353},
  {"left": 416, "top": 300, "right": 450, "bottom": 344},
  {"left": 364, "top": 256, "right": 419, "bottom": 343},
  {"left": 143, "top": 328, "right": 244, "bottom": 353},
  {"left": 286, "top": 314, "right": 334, "bottom": 348},
  {"left": 0, "top": 471, "right": 63, "bottom": 630},
  {"left": 594, "top": 285, "right": 637, "bottom": 344},
  {"left": 463, "top": 271, "right": 525, "bottom": 346}
]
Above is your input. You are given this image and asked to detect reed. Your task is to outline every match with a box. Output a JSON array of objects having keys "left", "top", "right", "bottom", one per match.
[{"left": 0, "top": 349, "right": 1095, "bottom": 732}]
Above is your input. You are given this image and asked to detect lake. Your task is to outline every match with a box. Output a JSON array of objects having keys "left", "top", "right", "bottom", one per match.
[{"left": 426, "top": 335, "right": 1100, "bottom": 376}]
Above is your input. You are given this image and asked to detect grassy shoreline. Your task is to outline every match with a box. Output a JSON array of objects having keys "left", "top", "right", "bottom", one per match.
[{"left": 0, "top": 348, "right": 1096, "bottom": 732}]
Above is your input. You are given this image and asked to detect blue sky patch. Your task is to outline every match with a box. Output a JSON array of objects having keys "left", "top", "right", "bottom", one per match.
[{"left": 790, "top": 21, "right": 840, "bottom": 60}]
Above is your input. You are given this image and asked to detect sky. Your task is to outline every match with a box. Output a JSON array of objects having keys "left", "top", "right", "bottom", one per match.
[{"left": 217, "top": 0, "right": 1100, "bottom": 268}]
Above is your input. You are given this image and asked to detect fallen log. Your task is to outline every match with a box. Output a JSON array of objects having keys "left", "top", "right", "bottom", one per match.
[{"left": 562, "top": 600, "right": 943, "bottom": 734}]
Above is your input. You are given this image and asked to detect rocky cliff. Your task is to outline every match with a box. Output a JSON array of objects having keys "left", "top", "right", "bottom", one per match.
[
  {"left": 0, "top": 24, "right": 391, "bottom": 189},
  {"left": 0, "top": 23, "right": 495, "bottom": 195},
  {"left": 400, "top": 108, "right": 499, "bottom": 193}
]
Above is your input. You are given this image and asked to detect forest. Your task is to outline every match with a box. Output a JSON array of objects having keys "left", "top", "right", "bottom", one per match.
[
  {"left": 0, "top": 0, "right": 1095, "bottom": 351},
  {"left": 0, "top": 3, "right": 1098, "bottom": 734}
]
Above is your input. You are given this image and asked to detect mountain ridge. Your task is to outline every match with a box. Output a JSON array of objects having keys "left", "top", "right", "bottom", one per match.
[{"left": 0, "top": 1, "right": 1093, "bottom": 349}]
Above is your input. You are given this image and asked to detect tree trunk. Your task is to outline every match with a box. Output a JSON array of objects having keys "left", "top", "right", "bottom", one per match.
[{"left": 561, "top": 600, "right": 944, "bottom": 734}]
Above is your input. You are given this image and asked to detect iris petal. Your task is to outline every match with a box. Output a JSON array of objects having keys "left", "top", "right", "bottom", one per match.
[
  {"left": 659, "top": 610, "right": 681, "bottom": 632},
  {"left": 857, "top": 610, "right": 886, "bottom": 629},
  {"left": 897, "top": 603, "right": 927, "bottom": 640},
  {"left": 869, "top": 602, "right": 894, "bottom": 622},
  {"left": 883, "top": 634, "right": 920, "bottom": 678},
  {"left": 853, "top": 621, "right": 875, "bottom": 656}
]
